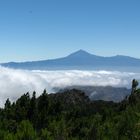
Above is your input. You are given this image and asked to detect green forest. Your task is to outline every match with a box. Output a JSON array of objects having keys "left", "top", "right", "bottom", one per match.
[{"left": 0, "top": 79, "right": 140, "bottom": 140}]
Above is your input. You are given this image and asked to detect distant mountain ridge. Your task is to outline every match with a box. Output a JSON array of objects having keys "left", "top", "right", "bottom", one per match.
[
  {"left": 54, "top": 86, "right": 131, "bottom": 102},
  {"left": 1, "top": 50, "right": 140, "bottom": 70}
]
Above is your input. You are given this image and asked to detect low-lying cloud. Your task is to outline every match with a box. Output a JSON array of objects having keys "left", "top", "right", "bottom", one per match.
[{"left": 0, "top": 66, "right": 139, "bottom": 107}]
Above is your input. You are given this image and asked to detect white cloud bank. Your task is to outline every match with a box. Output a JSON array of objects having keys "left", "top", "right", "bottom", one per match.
[{"left": 0, "top": 66, "right": 140, "bottom": 107}]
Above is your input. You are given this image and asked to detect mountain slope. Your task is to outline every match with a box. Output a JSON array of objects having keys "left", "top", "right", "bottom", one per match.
[
  {"left": 54, "top": 86, "right": 131, "bottom": 102},
  {"left": 1, "top": 50, "right": 140, "bottom": 70}
]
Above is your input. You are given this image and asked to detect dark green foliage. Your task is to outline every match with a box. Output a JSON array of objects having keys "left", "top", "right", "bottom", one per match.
[
  {"left": 5, "top": 99, "right": 11, "bottom": 109},
  {"left": 132, "top": 79, "right": 139, "bottom": 94},
  {"left": 0, "top": 83, "right": 140, "bottom": 140},
  {"left": 28, "top": 91, "right": 37, "bottom": 126}
]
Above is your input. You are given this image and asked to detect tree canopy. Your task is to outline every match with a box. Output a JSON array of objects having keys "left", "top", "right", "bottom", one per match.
[{"left": 0, "top": 80, "right": 140, "bottom": 139}]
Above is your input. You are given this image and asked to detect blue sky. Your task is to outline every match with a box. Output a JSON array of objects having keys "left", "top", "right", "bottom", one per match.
[{"left": 0, "top": 0, "right": 140, "bottom": 62}]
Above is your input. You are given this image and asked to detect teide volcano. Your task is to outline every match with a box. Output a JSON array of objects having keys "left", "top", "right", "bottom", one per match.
[{"left": 1, "top": 50, "right": 140, "bottom": 71}]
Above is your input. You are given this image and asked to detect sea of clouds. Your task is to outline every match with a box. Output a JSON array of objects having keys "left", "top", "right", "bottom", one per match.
[{"left": 0, "top": 66, "right": 140, "bottom": 107}]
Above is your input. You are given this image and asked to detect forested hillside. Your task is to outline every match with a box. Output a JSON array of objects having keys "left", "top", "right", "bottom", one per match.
[
  {"left": 0, "top": 80, "right": 140, "bottom": 140},
  {"left": 56, "top": 86, "right": 130, "bottom": 102}
]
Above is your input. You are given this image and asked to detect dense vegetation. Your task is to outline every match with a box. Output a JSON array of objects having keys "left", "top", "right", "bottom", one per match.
[{"left": 0, "top": 79, "right": 140, "bottom": 140}]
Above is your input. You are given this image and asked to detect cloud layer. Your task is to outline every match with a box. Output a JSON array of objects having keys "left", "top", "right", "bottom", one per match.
[{"left": 0, "top": 66, "right": 139, "bottom": 107}]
